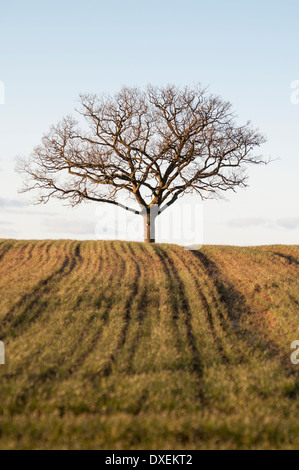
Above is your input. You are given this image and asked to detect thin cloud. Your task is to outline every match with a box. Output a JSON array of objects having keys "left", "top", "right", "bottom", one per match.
[
  {"left": 43, "top": 218, "right": 96, "bottom": 236},
  {"left": 228, "top": 218, "right": 271, "bottom": 228},
  {"left": 277, "top": 218, "right": 299, "bottom": 230},
  {"left": 0, "top": 198, "right": 59, "bottom": 216},
  {"left": 0, "top": 227, "right": 19, "bottom": 237},
  {"left": 228, "top": 217, "right": 299, "bottom": 231},
  {"left": 0, "top": 197, "right": 26, "bottom": 208},
  {"left": 0, "top": 221, "right": 13, "bottom": 225}
]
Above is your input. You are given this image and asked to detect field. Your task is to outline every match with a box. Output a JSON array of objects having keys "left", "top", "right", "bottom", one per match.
[{"left": 0, "top": 239, "right": 299, "bottom": 450}]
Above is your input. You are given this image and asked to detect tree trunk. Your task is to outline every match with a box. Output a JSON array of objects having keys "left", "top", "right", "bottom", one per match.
[{"left": 143, "top": 211, "right": 156, "bottom": 243}]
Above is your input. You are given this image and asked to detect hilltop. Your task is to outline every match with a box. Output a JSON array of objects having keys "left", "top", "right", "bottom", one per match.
[{"left": 0, "top": 240, "right": 298, "bottom": 449}]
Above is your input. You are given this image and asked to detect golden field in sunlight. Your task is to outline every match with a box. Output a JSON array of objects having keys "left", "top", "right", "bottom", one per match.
[{"left": 0, "top": 240, "right": 298, "bottom": 449}]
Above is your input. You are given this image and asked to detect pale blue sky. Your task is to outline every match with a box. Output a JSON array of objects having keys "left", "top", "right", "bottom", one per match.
[{"left": 0, "top": 0, "right": 298, "bottom": 244}]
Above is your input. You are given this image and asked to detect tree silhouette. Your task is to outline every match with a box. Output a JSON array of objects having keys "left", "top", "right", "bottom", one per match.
[{"left": 18, "top": 84, "right": 267, "bottom": 242}]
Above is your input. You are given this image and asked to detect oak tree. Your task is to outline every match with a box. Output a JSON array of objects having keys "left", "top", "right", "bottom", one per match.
[{"left": 19, "top": 84, "right": 267, "bottom": 242}]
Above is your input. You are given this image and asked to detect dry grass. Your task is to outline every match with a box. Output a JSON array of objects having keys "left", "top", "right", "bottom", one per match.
[{"left": 0, "top": 240, "right": 298, "bottom": 449}]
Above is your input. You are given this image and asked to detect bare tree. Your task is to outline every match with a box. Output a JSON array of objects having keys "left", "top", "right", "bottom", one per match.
[{"left": 18, "top": 84, "right": 267, "bottom": 242}]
